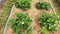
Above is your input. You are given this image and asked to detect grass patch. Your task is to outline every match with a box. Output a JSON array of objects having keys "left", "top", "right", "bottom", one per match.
[{"left": 0, "top": 0, "right": 15, "bottom": 34}]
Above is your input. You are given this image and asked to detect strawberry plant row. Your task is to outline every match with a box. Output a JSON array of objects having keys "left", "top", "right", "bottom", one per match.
[
  {"left": 15, "top": 0, "right": 51, "bottom": 10},
  {"left": 9, "top": 12, "right": 60, "bottom": 34}
]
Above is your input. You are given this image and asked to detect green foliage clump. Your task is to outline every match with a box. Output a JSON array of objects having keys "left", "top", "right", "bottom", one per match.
[
  {"left": 24, "top": 27, "right": 32, "bottom": 34},
  {"left": 56, "top": 15, "right": 60, "bottom": 29},
  {"left": 15, "top": 0, "right": 31, "bottom": 10},
  {"left": 39, "top": 12, "right": 58, "bottom": 32},
  {"left": 35, "top": 1, "right": 51, "bottom": 10},
  {"left": 38, "top": 27, "right": 48, "bottom": 34},
  {"left": 14, "top": 32, "right": 22, "bottom": 34},
  {"left": 10, "top": 12, "right": 32, "bottom": 34}
]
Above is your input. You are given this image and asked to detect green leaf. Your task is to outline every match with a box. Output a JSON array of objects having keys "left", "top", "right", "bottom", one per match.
[
  {"left": 24, "top": 27, "right": 32, "bottom": 34},
  {"left": 38, "top": 27, "right": 48, "bottom": 34}
]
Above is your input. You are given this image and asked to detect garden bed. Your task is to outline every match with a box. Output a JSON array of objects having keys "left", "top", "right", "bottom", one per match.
[
  {"left": 4, "top": 0, "right": 60, "bottom": 34},
  {"left": 51, "top": 0, "right": 60, "bottom": 15},
  {"left": 0, "top": 0, "right": 15, "bottom": 34}
]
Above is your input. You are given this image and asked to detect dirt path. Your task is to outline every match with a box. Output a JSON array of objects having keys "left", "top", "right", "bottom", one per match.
[{"left": 5, "top": 0, "right": 56, "bottom": 34}]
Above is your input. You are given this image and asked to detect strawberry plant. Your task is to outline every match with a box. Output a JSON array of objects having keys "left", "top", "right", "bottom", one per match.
[
  {"left": 15, "top": 0, "right": 31, "bottom": 10},
  {"left": 35, "top": 1, "right": 51, "bottom": 10},
  {"left": 39, "top": 12, "right": 59, "bottom": 32},
  {"left": 10, "top": 12, "right": 32, "bottom": 34}
]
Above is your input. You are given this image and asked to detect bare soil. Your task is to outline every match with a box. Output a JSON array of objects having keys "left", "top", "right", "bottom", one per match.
[{"left": 5, "top": 0, "right": 60, "bottom": 34}]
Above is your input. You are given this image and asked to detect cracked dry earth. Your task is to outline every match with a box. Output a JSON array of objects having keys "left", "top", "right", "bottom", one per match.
[{"left": 5, "top": 0, "right": 60, "bottom": 34}]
